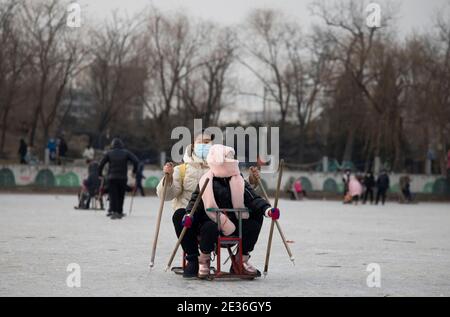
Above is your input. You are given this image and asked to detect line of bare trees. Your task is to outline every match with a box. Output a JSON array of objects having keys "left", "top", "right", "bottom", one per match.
[{"left": 0, "top": 0, "right": 449, "bottom": 174}]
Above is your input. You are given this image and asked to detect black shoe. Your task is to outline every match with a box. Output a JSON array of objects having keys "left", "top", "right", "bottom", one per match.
[
  {"left": 111, "top": 212, "right": 122, "bottom": 220},
  {"left": 183, "top": 255, "right": 199, "bottom": 278},
  {"left": 106, "top": 212, "right": 113, "bottom": 217}
]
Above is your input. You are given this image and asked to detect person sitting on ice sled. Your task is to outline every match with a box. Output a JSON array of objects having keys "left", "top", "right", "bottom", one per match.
[
  {"left": 174, "top": 144, "right": 280, "bottom": 279},
  {"left": 77, "top": 161, "right": 103, "bottom": 210},
  {"left": 156, "top": 130, "right": 260, "bottom": 276}
]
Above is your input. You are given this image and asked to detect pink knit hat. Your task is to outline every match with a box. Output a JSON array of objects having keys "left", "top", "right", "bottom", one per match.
[{"left": 199, "top": 144, "right": 247, "bottom": 236}]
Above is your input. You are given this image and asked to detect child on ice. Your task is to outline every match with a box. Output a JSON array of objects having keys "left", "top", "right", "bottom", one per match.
[{"left": 177, "top": 144, "right": 280, "bottom": 279}]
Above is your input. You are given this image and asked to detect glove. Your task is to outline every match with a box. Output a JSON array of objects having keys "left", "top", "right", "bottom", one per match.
[
  {"left": 267, "top": 208, "right": 280, "bottom": 220},
  {"left": 182, "top": 214, "right": 193, "bottom": 228}
]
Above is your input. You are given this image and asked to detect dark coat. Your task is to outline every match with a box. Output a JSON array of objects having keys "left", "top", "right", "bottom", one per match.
[
  {"left": 377, "top": 174, "right": 390, "bottom": 190},
  {"left": 186, "top": 176, "right": 271, "bottom": 224},
  {"left": 84, "top": 162, "right": 101, "bottom": 196},
  {"left": 135, "top": 163, "right": 145, "bottom": 183},
  {"left": 18, "top": 140, "right": 27, "bottom": 157},
  {"left": 98, "top": 141, "right": 139, "bottom": 181},
  {"left": 364, "top": 175, "right": 376, "bottom": 189},
  {"left": 58, "top": 138, "right": 68, "bottom": 157}
]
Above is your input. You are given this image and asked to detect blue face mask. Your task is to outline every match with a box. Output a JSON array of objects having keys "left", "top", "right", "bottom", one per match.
[{"left": 194, "top": 143, "right": 211, "bottom": 160}]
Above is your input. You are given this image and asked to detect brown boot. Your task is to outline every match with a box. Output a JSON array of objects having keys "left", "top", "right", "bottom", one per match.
[{"left": 198, "top": 252, "right": 211, "bottom": 279}]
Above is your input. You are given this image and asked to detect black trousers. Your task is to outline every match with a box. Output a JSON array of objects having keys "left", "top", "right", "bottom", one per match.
[
  {"left": 363, "top": 188, "right": 374, "bottom": 204},
  {"left": 402, "top": 189, "right": 412, "bottom": 201},
  {"left": 108, "top": 179, "right": 127, "bottom": 214},
  {"left": 136, "top": 181, "right": 145, "bottom": 196},
  {"left": 376, "top": 188, "right": 387, "bottom": 205},
  {"left": 172, "top": 208, "right": 264, "bottom": 257}
]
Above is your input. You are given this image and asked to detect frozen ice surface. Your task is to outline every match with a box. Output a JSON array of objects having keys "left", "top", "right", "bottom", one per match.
[{"left": 0, "top": 194, "right": 449, "bottom": 297}]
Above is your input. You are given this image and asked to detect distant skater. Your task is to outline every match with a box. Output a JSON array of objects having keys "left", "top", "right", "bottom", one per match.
[
  {"left": 376, "top": 170, "right": 390, "bottom": 205},
  {"left": 98, "top": 138, "right": 139, "bottom": 219},
  {"left": 18, "top": 139, "right": 27, "bottom": 164},
  {"left": 363, "top": 172, "right": 375, "bottom": 204},
  {"left": 292, "top": 178, "right": 307, "bottom": 200}
]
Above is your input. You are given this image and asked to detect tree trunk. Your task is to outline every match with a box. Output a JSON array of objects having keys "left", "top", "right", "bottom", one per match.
[
  {"left": 0, "top": 108, "right": 11, "bottom": 154},
  {"left": 342, "top": 128, "right": 355, "bottom": 163}
]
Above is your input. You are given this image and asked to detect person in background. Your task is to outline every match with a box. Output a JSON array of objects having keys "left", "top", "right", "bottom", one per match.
[
  {"left": 47, "top": 138, "right": 57, "bottom": 162},
  {"left": 376, "top": 169, "right": 390, "bottom": 205},
  {"left": 83, "top": 144, "right": 95, "bottom": 163},
  {"left": 135, "top": 162, "right": 146, "bottom": 196},
  {"left": 342, "top": 169, "right": 352, "bottom": 204},
  {"left": 98, "top": 138, "right": 139, "bottom": 220},
  {"left": 342, "top": 169, "right": 351, "bottom": 196},
  {"left": 362, "top": 171, "right": 375, "bottom": 204},
  {"left": 293, "top": 178, "right": 307, "bottom": 200},
  {"left": 57, "top": 135, "right": 68, "bottom": 165},
  {"left": 18, "top": 139, "right": 27, "bottom": 164},
  {"left": 348, "top": 175, "right": 363, "bottom": 205},
  {"left": 399, "top": 174, "right": 413, "bottom": 203},
  {"left": 77, "top": 161, "right": 102, "bottom": 210},
  {"left": 25, "top": 145, "right": 39, "bottom": 165}
]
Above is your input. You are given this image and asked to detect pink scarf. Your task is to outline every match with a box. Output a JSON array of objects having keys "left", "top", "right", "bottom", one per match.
[{"left": 198, "top": 145, "right": 248, "bottom": 227}]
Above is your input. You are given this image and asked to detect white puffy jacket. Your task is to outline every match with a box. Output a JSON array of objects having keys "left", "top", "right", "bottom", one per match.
[{"left": 156, "top": 145, "right": 209, "bottom": 211}]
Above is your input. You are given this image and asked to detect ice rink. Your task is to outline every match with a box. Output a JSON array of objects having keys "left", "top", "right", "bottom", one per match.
[{"left": 0, "top": 193, "right": 449, "bottom": 297}]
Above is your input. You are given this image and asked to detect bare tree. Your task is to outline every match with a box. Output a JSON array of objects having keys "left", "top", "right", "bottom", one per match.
[
  {"left": 87, "top": 12, "right": 145, "bottom": 148},
  {"left": 141, "top": 10, "right": 202, "bottom": 150},
  {"left": 241, "top": 9, "right": 294, "bottom": 130},
  {"left": 20, "top": 0, "right": 84, "bottom": 149},
  {"left": 179, "top": 24, "right": 237, "bottom": 126},
  {"left": 310, "top": 0, "right": 398, "bottom": 163},
  {"left": 285, "top": 25, "right": 335, "bottom": 162},
  {"left": 408, "top": 6, "right": 450, "bottom": 175},
  {"left": 0, "top": 0, "right": 30, "bottom": 154}
]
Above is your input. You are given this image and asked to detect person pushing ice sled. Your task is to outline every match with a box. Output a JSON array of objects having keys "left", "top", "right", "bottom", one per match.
[{"left": 174, "top": 144, "right": 280, "bottom": 279}]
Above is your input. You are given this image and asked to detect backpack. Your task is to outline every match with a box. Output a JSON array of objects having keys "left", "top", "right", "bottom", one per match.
[{"left": 179, "top": 163, "right": 187, "bottom": 191}]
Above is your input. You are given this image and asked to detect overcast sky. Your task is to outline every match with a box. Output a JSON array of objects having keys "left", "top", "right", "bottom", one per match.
[
  {"left": 75, "top": 0, "right": 449, "bottom": 122},
  {"left": 77, "top": 0, "right": 449, "bottom": 34}
]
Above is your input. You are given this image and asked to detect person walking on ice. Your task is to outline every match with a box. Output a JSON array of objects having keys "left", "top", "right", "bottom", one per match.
[
  {"left": 98, "top": 138, "right": 139, "bottom": 219},
  {"left": 156, "top": 130, "right": 260, "bottom": 278},
  {"left": 376, "top": 169, "right": 390, "bottom": 205},
  {"left": 362, "top": 171, "right": 375, "bottom": 204}
]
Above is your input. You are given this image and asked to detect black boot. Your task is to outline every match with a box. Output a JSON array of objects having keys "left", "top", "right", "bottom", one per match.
[
  {"left": 111, "top": 212, "right": 122, "bottom": 219},
  {"left": 183, "top": 254, "right": 199, "bottom": 278}
]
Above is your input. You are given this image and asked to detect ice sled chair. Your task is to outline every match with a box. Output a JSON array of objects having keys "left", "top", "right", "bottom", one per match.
[
  {"left": 75, "top": 182, "right": 105, "bottom": 210},
  {"left": 181, "top": 208, "right": 259, "bottom": 280}
]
